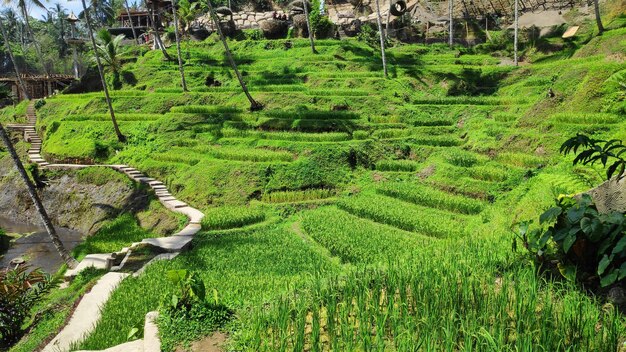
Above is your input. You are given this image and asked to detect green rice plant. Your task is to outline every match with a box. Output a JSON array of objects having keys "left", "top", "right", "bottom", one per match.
[
  {"left": 265, "top": 111, "right": 359, "bottom": 120},
  {"left": 221, "top": 129, "right": 350, "bottom": 142},
  {"left": 410, "top": 135, "right": 462, "bottom": 147},
  {"left": 151, "top": 151, "right": 202, "bottom": 166},
  {"left": 427, "top": 176, "right": 498, "bottom": 200},
  {"left": 371, "top": 128, "right": 411, "bottom": 139},
  {"left": 246, "top": 249, "right": 624, "bottom": 352},
  {"left": 79, "top": 224, "right": 339, "bottom": 350},
  {"left": 169, "top": 105, "right": 240, "bottom": 114},
  {"left": 551, "top": 112, "right": 621, "bottom": 124},
  {"left": 466, "top": 165, "right": 510, "bottom": 182},
  {"left": 196, "top": 146, "right": 294, "bottom": 163},
  {"left": 405, "top": 116, "right": 455, "bottom": 126},
  {"left": 375, "top": 160, "right": 420, "bottom": 172},
  {"left": 496, "top": 152, "right": 544, "bottom": 168},
  {"left": 411, "top": 96, "right": 527, "bottom": 105},
  {"left": 260, "top": 189, "right": 335, "bottom": 203},
  {"left": 377, "top": 182, "right": 484, "bottom": 214},
  {"left": 300, "top": 206, "right": 431, "bottom": 264},
  {"left": 72, "top": 213, "right": 160, "bottom": 260},
  {"left": 352, "top": 130, "right": 370, "bottom": 140},
  {"left": 443, "top": 149, "right": 481, "bottom": 167},
  {"left": 337, "top": 193, "right": 466, "bottom": 238},
  {"left": 201, "top": 206, "right": 266, "bottom": 230},
  {"left": 491, "top": 112, "right": 518, "bottom": 122}
]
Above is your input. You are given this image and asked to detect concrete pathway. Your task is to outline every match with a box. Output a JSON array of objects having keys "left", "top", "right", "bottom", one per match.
[
  {"left": 42, "top": 272, "right": 129, "bottom": 352},
  {"left": 9, "top": 102, "right": 206, "bottom": 352}
]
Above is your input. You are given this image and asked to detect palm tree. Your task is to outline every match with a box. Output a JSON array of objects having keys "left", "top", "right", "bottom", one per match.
[
  {"left": 593, "top": 0, "right": 604, "bottom": 34},
  {"left": 0, "top": 123, "right": 78, "bottom": 269},
  {"left": 95, "top": 29, "right": 127, "bottom": 89},
  {"left": 0, "top": 15, "right": 29, "bottom": 100},
  {"left": 205, "top": 0, "right": 262, "bottom": 111},
  {"left": 49, "top": 3, "right": 69, "bottom": 58},
  {"left": 5, "top": 0, "right": 50, "bottom": 75},
  {"left": 80, "top": 0, "right": 126, "bottom": 143},
  {"left": 171, "top": 0, "right": 188, "bottom": 91},
  {"left": 177, "top": 0, "right": 202, "bottom": 59}
]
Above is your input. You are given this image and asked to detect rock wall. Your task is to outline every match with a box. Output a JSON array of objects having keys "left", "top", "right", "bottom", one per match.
[
  {"left": 199, "top": 11, "right": 289, "bottom": 30},
  {"left": 0, "top": 148, "right": 179, "bottom": 236}
]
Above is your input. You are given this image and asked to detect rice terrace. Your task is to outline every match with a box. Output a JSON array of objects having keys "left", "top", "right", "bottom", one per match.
[{"left": 0, "top": 0, "right": 625, "bottom": 350}]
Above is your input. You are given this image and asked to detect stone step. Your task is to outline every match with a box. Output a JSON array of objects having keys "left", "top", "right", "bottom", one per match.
[
  {"left": 65, "top": 253, "right": 115, "bottom": 279},
  {"left": 165, "top": 200, "right": 188, "bottom": 209}
]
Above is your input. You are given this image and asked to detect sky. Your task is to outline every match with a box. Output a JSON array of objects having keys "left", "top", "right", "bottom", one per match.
[{"left": 2, "top": 1, "right": 140, "bottom": 21}]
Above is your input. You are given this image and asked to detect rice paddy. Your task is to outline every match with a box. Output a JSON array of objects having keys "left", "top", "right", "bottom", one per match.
[{"left": 4, "top": 21, "right": 626, "bottom": 352}]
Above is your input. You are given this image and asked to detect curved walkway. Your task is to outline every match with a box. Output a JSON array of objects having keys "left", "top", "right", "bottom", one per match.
[{"left": 8, "top": 102, "right": 205, "bottom": 352}]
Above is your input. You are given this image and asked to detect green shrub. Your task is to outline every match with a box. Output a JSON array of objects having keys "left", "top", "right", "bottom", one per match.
[
  {"left": 159, "top": 270, "right": 232, "bottom": 352},
  {"left": 0, "top": 266, "right": 58, "bottom": 345}
]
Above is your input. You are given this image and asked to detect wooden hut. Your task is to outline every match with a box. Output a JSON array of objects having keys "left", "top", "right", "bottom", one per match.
[{"left": 0, "top": 74, "right": 75, "bottom": 101}]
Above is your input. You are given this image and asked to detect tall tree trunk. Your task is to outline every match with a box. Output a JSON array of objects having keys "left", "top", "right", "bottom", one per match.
[
  {"left": 206, "top": 0, "right": 262, "bottom": 111},
  {"left": 149, "top": 2, "right": 173, "bottom": 60},
  {"left": 593, "top": 0, "right": 604, "bottom": 34},
  {"left": 171, "top": 0, "right": 188, "bottom": 91},
  {"left": 124, "top": 0, "right": 140, "bottom": 44},
  {"left": 302, "top": 0, "right": 318, "bottom": 54},
  {"left": 448, "top": 0, "right": 454, "bottom": 46},
  {"left": 385, "top": 2, "right": 391, "bottom": 39},
  {"left": 0, "top": 16, "right": 30, "bottom": 100},
  {"left": 374, "top": 0, "right": 388, "bottom": 78},
  {"left": 514, "top": 0, "right": 519, "bottom": 66},
  {"left": 80, "top": 0, "right": 126, "bottom": 143},
  {"left": 0, "top": 123, "right": 78, "bottom": 269},
  {"left": 20, "top": 5, "right": 49, "bottom": 76}
]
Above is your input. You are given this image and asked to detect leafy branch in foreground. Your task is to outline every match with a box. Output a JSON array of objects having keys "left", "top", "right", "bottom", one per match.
[
  {"left": 515, "top": 194, "right": 626, "bottom": 287},
  {"left": 560, "top": 133, "right": 626, "bottom": 180}
]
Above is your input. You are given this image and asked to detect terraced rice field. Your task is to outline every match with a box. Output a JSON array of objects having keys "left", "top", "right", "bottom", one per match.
[{"left": 3, "top": 30, "right": 626, "bottom": 351}]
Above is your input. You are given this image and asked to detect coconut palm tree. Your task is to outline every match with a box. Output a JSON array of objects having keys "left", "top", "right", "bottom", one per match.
[
  {"left": 4, "top": 0, "right": 50, "bottom": 75},
  {"left": 177, "top": 0, "right": 202, "bottom": 59},
  {"left": 49, "top": 3, "right": 69, "bottom": 58},
  {"left": 0, "top": 15, "right": 29, "bottom": 100},
  {"left": 80, "top": 0, "right": 126, "bottom": 143},
  {"left": 95, "top": 29, "right": 127, "bottom": 89},
  {"left": 171, "top": 0, "right": 188, "bottom": 91},
  {"left": 0, "top": 123, "right": 78, "bottom": 269},
  {"left": 205, "top": 0, "right": 262, "bottom": 111}
]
